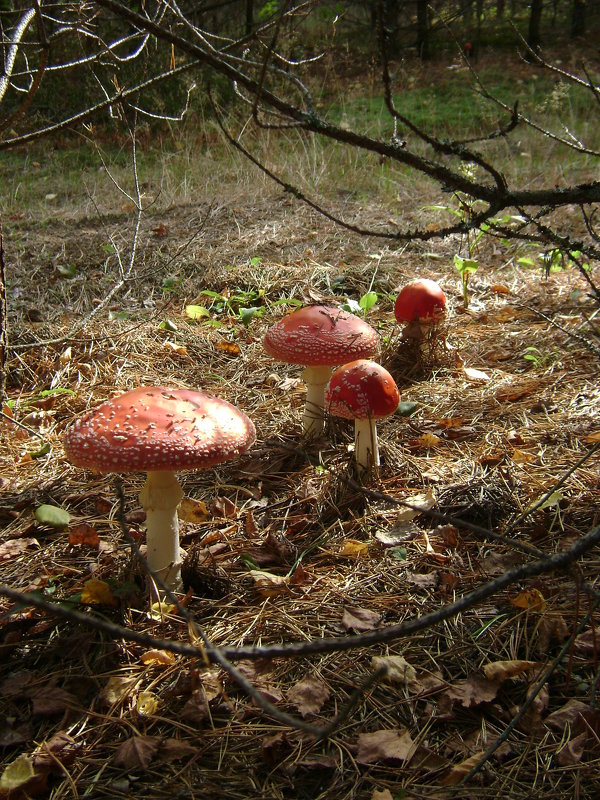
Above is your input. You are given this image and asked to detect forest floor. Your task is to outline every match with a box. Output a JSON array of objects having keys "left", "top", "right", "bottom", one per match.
[{"left": 1, "top": 43, "right": 600, "bottom": 800}]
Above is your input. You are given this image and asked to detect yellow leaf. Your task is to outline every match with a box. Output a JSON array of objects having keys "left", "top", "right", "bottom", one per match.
[
  {"left": 149, "top": 601, "right": 177, "bottom": 620},
  {"left": 482, "top": 660, "right": 541, "bottom": 682},
  {"left": 511, "top": 447, "right": 536, "bottom": 464},
  {"left": 215, "top": 340, "right": 241, "bottom": 356},
  {"left": 140, "top": 649, "right": 176, "bottom": 666},
  {"left": 81, "top": 578, "right": 118, "bottom": 607},
  {"left": 178, "top": 497, "right": 211, "bottom": 523},
  {"left": 339, "top": 539, "right": 369, "bottom": 557},
  {"left": 441, "top": 751, "right": 485, "bottom": 785},
  {"left": 0, "top": 753, "right": 36, "bottom": 791},
  {"left": 408, "top": 433, "right": 442, "bottom": 450},
  {"left": 136, "top": 691, "right": 160, "bottom": 716},
  {"left": 510, "top": 588, "right": 546, "bottom": 612}
]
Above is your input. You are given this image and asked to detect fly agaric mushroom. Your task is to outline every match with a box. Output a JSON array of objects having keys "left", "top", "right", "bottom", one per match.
[
  {"left": 63, "top": 387, "right": 255, "bottom": 590},
  {"left": 264, "top": 305, "right": 379, "bottom": 436},
  {"left": 326, "top": 359, "right": 400, "bottom": 473},
  {"left": 394, "top": 279, "right": 447, "bottom": 354}
]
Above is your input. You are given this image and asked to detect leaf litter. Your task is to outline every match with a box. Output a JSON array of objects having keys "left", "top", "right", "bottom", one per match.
[{"left": 1, "top": 126, "right": 600, "bottom": 800}]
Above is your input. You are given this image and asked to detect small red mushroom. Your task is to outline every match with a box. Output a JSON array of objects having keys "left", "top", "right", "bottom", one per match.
[
  {"left": 64, "top": 387, "right": 256, "bottom": 591},
  {"left": 326, "top": 359, "right": 400, "bottom": 473},
  {"left": 264, "top": 305, "right": 379, "bottom": 436},
  {"left": 394, "top": 279, "right": 447, "bottom": 355}
]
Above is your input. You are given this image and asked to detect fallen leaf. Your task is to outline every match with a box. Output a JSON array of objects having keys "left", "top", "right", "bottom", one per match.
[
  {"left": 136, "top": 691, "right": 160, "bottom": 717},
  {"left": 249, "top": 570, "right": 290, "bottom": 596},
  {"left": 34, "top": 504, "right": 70, "bottom": 529},
  {"left": 113, "top": 736, "right": 160, "bottom": 771},
  {"left": 356, "top": 729, "right": 416, "bottom": 765},
  {"left": 444, "top": 675, "right": 501, "bottom": 708},
  {"left": 509, "top": 588, "right": 546, "bottom": 612},
  {"left": 490, "top": 283, "right": 511, "bottom": 294},
  {"left": 406, "top": 572, "right": 439, "bottom": 590},
  {"left": 178, "top": 497, "right": 211, "bottom": 523},
  {"left": 339, "top": 539, "right": 369, "bottom": 557},
  {"left": 583, "top": 430, "right": 600, "bottom": 443},
  {"left": 0, "top": 538, "right": 39, "bottom": 561},
  {"left": 68, "top": 524, "right": 100, "bottom": 548},
  {"left": 396, "top": 489, "right": 436, "bottom": 522},
  {"left": 371, "top": 655, "right": 417, "bottom": 686},
  {"left": 81, "top": 578, "right": 118, "bottom": 607},
  {"left": 140, "top": 649, "right": 176, "bottom": 666},
  {"left": 341, "top": 606, "right": 381, "bottom": 632},
  {"left": 441, "top": 751, "right": 485, "bottom": 785},
  {"left": 375, "top": 522, "right": 419, "bottom": 546},
  {"left": 287, "top": 676, "right": 330, "bottom": 717},
  {"left": 511, "top": 447, "right": 537, "bottom": 464},
  {"left": 371, "top": 790, "right": 394, "bottom": 800},
  {"left": 30, "top": 686, "right": 78, "bottom": 716},
  {"left": 185, "top": 304, "right": 210, "bottom": 321},
  {"left": 545, "top": 699, "right": 598, "bottom": 732},
  {"left": 0, "top": 753, "right": 46, "bottom": 797},
  {"left": 33, "top": 732, "right": 81, "bottom": 772},
  {"left": 482, "top": 660, "right": 541, "bottom": 682},
  {"left": 158, "top": 738, "right": 197, "bottom": 763},
  {"left": 162, "top": 340, "right": 188, "bottom": 356},
  {"left": 518, "top": 682, "right": 549, "bottom": 734},
  {"left": 99, "top": 676, "right": 137, "bottom": 707},
  {"left": 215, "top": 340, "right": 241, "bottom": 356},
  {"left": 262, "top": 732, "right": 291, "bottom": 766},
  {"left": 407, "top": 432, "right": 442, "bottom": 449},
  {"left": 557, "top": 731, "right": 587, "bottom": 766}
]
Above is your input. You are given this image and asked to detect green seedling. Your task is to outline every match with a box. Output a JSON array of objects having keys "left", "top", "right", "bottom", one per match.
[
  {"left": 454, "top": 254, "right": 479, "bottom": 308},
  {"left": 522, "top": 346, "right": 557, "bottom": 368}
]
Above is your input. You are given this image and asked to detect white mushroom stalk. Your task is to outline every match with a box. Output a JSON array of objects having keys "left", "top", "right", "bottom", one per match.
[
  {"left": 301, "top": 365, "right": 333, "bottom": 436},
  {"left": 354, "top": 417, "right": 380, "bottom": 471},
  {"left": 138, "top": 471, "right": 184, "bottom": 589}
]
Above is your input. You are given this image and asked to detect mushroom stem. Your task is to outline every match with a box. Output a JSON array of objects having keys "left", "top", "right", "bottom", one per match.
[
  {"left": 139, "top": 470, "right": 184, "bottom": 591},
  {"left": 354, "top": 417, "right": 379, "bottom": 472},
  {"left": 301, "top": 365, "right": 333, "bottom": 436}
]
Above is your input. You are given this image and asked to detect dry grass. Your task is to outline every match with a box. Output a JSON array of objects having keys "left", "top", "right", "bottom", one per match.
[{"left": 2, "top": 52, "right": 600, "bottom": 800}]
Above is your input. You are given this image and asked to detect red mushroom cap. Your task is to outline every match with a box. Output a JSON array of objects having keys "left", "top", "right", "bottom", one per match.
[
  {"left": 394, "top": 280, "right": 447, "bottom": 324},
  {"left": 264, "top": 305, "right": 379, "bottom": 367},
  {"left": 326, "top": 360, "right": 400, "bottom": 420},
  {"left": 64, "top": 387, "right": 256, "bottom": 473}
]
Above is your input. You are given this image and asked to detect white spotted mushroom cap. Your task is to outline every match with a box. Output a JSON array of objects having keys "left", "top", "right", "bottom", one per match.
[
  {"left": 263, "top": 305, "right": 379, "bottom": 367},
  {"left": 326, "top": 360, "right": 400, "bottom": 420},
  {"left": 64, "top": 387, "right": 256, "bottom": 473}
]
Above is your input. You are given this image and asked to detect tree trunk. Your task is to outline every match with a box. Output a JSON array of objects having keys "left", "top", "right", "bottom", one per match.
[
  {"left": 416, "top": 0, "right": 430, "bottom": 60},
  {"left": 381, "top": 0, "right": 400, "bottom": 57},
  {"left": 527, "top": 0, "right": 543, "bottom": 56},
  {"left": 571, "top": 0, "right": 586, "bottom": 37},
  {"left": 245, "top": 0, "right": 254, "bottom": 36}
]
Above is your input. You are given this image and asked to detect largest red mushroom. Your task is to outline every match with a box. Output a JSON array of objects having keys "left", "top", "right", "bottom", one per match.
[
  {"left": 64, "top": 387, "right": 256, "bottom": 591},
  {"left": 264, "top": 305, "right": 379, "bottom": 436}
]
